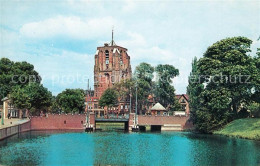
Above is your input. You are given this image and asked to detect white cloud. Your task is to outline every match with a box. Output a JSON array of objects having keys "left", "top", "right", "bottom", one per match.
[{"left": 20, "top": 16, "right": 118, "bottom": 40}]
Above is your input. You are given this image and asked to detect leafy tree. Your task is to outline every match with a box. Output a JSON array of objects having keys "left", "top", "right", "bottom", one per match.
[
  {"left": 56, "top": 89, "right": 85, "bottom": 113},
  {"left": 171, "top": 97, "right": 182, "bottom": 112},
  {"left": 50, "top": 96, "right": 61, "bottom": 113},
  {"left": 112, "top": 79, "right": 134, "bottom": 102},
  {"left": 194, "top": 88, "right": 232, "bottom": 133},
  {"left": 10, "top": 86, "right": 31, "bottom": 110},
  {"left": 248, "top": 102, "right": 260, "bottom": 118},
  {"left": 187, "top": 57, "right": 204, "bottom": 121},
  {"left": 99, "top": 88, "right": 119, "bottom": 111},
  {"left": 25, "top": 83, "right": 52, "bottom": 114},
  {"left": 197, "top": 37, "right": 257, "bottom": 115},
  {"left": 134, "top": 62, "right": 154, "bottom": 114},
  {"left": 154, "top": 64, "right": 179, "bottom": 111},
  {"left": 251, "top": 48, "right": 260, "bottom": 102},
  {"left": 191, "top": 36, "right": 258, "bottom": 133},
  {"left": 10, "top": 83, "right": 52, "bottom": 115},
  {"left": 0, "top": 58, "right": 41, "bottom": 100}
]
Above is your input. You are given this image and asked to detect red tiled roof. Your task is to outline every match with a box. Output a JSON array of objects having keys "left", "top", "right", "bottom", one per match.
[{"left": 176, "top": 94, "right": 189, "bottom": 101}]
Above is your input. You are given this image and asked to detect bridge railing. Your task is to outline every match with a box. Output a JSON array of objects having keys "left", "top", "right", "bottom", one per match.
[{"left": 96, "top": 114, "right": 129, "bottom": 119}]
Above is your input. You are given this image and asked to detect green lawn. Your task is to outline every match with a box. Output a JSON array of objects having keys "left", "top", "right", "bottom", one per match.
[{"left": 214, "top": 118, "right": 260, "bottom": 140}]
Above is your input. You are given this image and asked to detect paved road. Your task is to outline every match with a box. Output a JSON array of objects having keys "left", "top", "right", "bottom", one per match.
[{"left": 0, "top": 118, "right": 29, "bottom": 129}]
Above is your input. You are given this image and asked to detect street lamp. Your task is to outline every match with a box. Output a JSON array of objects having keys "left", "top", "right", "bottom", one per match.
[
  {"left": 1, "top": 111, "right": 4, "bottom": 125},
  {"left": 135, "top": 82, "right": 138, "bottom": 128},
  {"left": 85, "top": 101, "right": 89, "bottom": 128}
]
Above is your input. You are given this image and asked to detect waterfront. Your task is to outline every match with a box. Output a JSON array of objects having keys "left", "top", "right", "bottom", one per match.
[{"left": 0, "top": 131, "right": 259, "bottom": 166}]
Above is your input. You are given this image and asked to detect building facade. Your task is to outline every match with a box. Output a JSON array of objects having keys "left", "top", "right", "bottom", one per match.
[
  {"left": 93, "top": 43, "right": 132, "bottom": 98},
  {"left": 1, "top": 97, "right": 28, "bottom": 119},
  {"left": 86, "top": 34, "right": 132, "bottom": 117},
  {"left": 176, "top": 94, "right": 190, "bottom": 115}
]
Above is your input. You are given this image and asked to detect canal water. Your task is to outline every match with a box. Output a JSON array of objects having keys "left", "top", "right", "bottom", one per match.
[{"left": 0, "top": 131, "right": 259, "bottom": 166}]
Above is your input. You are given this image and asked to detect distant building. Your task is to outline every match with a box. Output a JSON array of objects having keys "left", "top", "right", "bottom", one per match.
[
  {"left": 175, "top": 94, "right": 190, "bottom": 115},
  {"left": 1, "top": 97, "right": 28, "bottom": 119},
  {"left": 86, "top": 31, "right": 132, "bottom": 116},
  {"left": 150, "top": 103, "right": 167, "bottom": 116}
]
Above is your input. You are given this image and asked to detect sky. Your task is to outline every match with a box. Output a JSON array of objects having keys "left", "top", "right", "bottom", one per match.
[{"left": 1, "top": 0, "right": 260, "bottom": 95}]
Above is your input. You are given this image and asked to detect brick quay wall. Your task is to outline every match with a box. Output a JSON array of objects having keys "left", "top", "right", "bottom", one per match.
[
  {"left": 138, "top": 115, "right": 193, "bottom": 130},
  {"left": 0, "top": 120, "right": 31, "bottom": 141},
  {"left": 30, "top": 114, "right": 87, "bottom": 130}
]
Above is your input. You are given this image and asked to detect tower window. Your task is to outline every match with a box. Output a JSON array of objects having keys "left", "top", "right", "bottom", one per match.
[
  {"left": 120, "top": 54, "right": 123, "bottom": 64},
  {"left": 105, "top": 50, "right": 109, "bottom": 64}
]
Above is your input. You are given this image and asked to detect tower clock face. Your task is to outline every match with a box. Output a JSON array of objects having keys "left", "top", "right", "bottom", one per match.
[{"left": 106, "top": 60, "right": 109, "bottom": 64}]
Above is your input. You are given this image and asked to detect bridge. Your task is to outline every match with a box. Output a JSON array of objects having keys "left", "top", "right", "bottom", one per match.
[
  {"left": 86, "top": 113, "right": 192, "bottom": 132},
  {"left": 29, "top": 113, "right": 192, "bottom": 131}
]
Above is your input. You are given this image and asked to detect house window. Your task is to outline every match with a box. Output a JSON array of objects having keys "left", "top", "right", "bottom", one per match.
[
  {"left": 181, "top": 105, "right": 186, "bottom": 111},
  {"left": 181, "top": 99, "right": 185, "bottom": 103}
]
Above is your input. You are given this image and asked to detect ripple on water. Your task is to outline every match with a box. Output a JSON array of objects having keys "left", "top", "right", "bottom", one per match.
[{"left": 0, "top": 131, "right": 259, "bottom": 166}]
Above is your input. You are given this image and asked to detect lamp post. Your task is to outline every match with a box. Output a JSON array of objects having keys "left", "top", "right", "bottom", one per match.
[
  {"left": 85, "top": 101, "right": 88, "bottom": 128},
  {"left": 135, "top": 82, "right": 138, "bottom": 128},
  {"left": 1, "top": 97, "right": 5, "bottom": 125},
  {"left": 129, "top": 87, "right": 131, "bottom": 115},
  {"left": 1, "top": 111, "right": 4, "bottom": 125}
]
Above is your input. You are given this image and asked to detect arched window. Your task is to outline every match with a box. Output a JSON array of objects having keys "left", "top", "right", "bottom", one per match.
[
  {"left": 120, "top": 54, "right": 123, "bottom": 64},
  {"left": 105, "top": 50, "right": 109, "bottom": 64}
]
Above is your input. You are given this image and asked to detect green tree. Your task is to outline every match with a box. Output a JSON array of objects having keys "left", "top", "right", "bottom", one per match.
[
  {"left": 192, "top": 36, "right": 258, "bottom": 133},
  {"left": 134, "top": 62, "right": 154, "bottom": 114},
  {"left": 99, "top": 88, "right": 119, "bottom": 110},
  {"left": 171, "top": 97, "right": 182, "bottom": 112},
  {"left": 56, "top": 89, "right": 85, "bottom": 113},
  {"left": 50, "top": 96, "right": 61, "bottom": 113},
  {"left": 248, "top": 102, "right": 260, "bottom": 118},
  {"left": 10, "top": 86, "right": 31, "bottom": 110},
  {"left": 10, "top": 83, "right": 52, "bottom": 115},
  {"left": 0, "top": 58, "right": 41, "bottom": 100},
  {"left": 25, "top": 83, "right": 52, "bottom": 114},
  {"left": 251, "top": 48, "right": 260, "bottom": 102},
  {"left": 198, "top": 37, "right": 257, "bottom": 115},
  {"left": 154, "top": 64, "right": 179, "bottom": 112},
  {"left": 187, "top": 57, "right": 204, "bottom": 121},
  {"left": 194, "top": 88, "right": 232, "bottom": 133}
]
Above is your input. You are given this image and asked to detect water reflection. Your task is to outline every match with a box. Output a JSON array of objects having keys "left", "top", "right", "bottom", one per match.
[{"left": 0, "top": 131, "right": 259, "bottom": 165}]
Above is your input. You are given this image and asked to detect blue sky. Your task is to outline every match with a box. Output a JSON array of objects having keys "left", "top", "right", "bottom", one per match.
[{"left": 1, "top": 0, "right": 259, "bottom": 95}]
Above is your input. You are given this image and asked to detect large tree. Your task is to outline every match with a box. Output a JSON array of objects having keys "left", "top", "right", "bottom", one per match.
[
  {"left": 134, "top": 62, "right": 154, "bottom": 114},
  {"left": 10, "top": 83, "right": 52, "bottom": 115},
  {"left": 187, "top": 57, "right": 204, "bottom": 121},
  {"left": 0, "top": 58, "right": 41, "bottom": 100},
  {"left": 99, "top": 88, "right": 119, "bottom": 110},
  {"left": 197, "top": 36, "right": 257, "bottom": 115},
  {"left": 154, "top": 64, "right": 179, "bottom": 112},
  {"left": 56, "top": 89, "right": 85, "bottom": 113},
  {"left": 191, "top": 36, "right": 259, "bottom": 133}
]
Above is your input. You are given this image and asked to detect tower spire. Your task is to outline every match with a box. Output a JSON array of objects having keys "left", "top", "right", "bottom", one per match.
[
  {"left": 110, "top": 26, "right": 116, "bottom": 46},
  {"left": 112, "top": 26, "right": 114, "bottom": 43}
]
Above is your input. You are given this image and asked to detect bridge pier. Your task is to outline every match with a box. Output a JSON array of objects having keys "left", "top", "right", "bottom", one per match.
[{"left": 85, "top": 112, "right": 95, "bottom": 132}]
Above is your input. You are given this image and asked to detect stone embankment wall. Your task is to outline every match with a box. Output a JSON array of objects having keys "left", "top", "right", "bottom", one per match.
[
  {"left": 138, "top": 115, "right": 193, "bottom": 130},
  {"left": 30, "top": 114, "right": 87, "bottom": 130},
  {"left": 0, "top": 120, "right": 31, "bottom": 141}
]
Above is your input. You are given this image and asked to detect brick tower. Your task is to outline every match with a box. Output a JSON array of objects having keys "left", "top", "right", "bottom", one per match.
[{"left": 94, "top": 30, "right": 132, "bottom": 98}]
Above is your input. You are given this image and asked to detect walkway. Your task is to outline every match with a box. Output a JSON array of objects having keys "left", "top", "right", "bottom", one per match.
[{"left": 0, "top": 118, "right": 30, "bottom": 129}]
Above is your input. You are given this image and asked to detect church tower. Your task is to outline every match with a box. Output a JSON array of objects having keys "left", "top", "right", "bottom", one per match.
[{"left": 94, "top": 30, "right": 132, "bottom": 98}]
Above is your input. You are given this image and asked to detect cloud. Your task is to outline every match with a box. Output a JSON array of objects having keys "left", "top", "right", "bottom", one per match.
[{"left": 20, "top": 16, "right": 118, "bottom": 40}]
